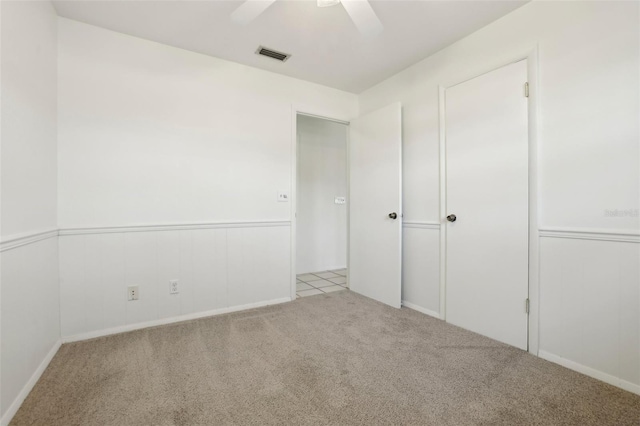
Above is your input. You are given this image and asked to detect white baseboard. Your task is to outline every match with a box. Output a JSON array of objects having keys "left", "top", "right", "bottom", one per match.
[
  {"left": 1, "top": 339, "right": 62, "bottom": 426},
  {"left": 402, "top": 300, "right": 441, "bottom": 319},
  {"left": 538, "top": 350, "right": 640, "bottom": 396},
  {"left": 62, "top": 297, "right": 293, "bottom": 343}
]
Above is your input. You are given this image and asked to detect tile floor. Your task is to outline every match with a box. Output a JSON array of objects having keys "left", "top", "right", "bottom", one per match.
[{"left": 296, "top": 269, "right": 347, "bottom": 298}]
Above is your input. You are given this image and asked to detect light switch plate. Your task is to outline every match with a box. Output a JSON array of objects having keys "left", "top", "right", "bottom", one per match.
[
  {"left": 277, "top": 191, "right": 289, "bottom": 202},
  {"left": 335, "top": 196, "right": 346, "bottom": 205}
]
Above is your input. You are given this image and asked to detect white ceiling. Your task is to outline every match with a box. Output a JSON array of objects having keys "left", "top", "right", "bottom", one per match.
[{"left": 52, "top": 0, "right": 528, "bottom": 93}]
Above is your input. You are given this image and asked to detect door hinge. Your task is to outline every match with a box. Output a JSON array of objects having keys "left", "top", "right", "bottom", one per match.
[
  {"left": 525, "top": 298, "right": 530, "bottom": 314},
  {"left": 524, "top": 82, "right": 529, "bottom": 98}
]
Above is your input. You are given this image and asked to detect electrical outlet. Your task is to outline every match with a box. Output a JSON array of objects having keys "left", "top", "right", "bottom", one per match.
[
  {"left": 169, "top": 279, "right": 179, "bottom": 294},
  {"left": 335, "top": 196, "right": 346, "bottom": 205},
  {"left": 128, "top": 286, "right": 139, "bottom": 301}
]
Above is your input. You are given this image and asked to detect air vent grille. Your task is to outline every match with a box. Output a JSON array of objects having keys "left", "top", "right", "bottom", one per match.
[{"left": 256, "top": 46, "right": 291, "bottom": 62}]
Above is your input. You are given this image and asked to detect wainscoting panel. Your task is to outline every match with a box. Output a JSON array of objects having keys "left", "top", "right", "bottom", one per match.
[
  {"left": 228, "top": 226, "right": 291, "bottom": 307},
  {"left": 59, "top": 223, "right": 292, "bottom": 339},
  {"left": 192, "top": 229, "right": 228, "bottom": 315},
  {"left": 1, "top": 235, "right": 60, "bottom": 422},
  {"left": 539, "top": 235, "right": 639, "bottom": 393},
  {"left": 401, "top": 222, "right": 440, "bottom": 317}
]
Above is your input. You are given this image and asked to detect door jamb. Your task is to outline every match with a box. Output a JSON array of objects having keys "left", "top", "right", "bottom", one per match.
[
  {"left": 290, "top": 106, "right": 351, "bottom": 302},
  {"left": 437, "top": 46, "right": 540, "bottom": 355}
]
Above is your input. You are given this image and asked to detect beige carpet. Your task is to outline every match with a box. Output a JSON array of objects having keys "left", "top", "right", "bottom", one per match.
[{"left": 11, "top": 291, "right": 640, "bottom": 425}]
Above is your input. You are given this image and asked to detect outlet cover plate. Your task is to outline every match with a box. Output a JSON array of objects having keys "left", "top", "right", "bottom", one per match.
[
  {"left": 169, "top": 279, "right": 179, "bottom": 294},
  {"left": 128, "top": 285, "right": 139, "bottom": 301}
]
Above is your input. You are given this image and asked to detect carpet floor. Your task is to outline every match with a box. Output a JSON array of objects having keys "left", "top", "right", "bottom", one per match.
[{"left": 11, "top": 291, "right": 640, "bottom": 426}]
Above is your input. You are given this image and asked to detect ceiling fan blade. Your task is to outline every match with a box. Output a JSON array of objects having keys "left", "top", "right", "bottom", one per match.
[
  {"left": 341, "top": 0, "right": 383, "bottom": 36},
  {"left": 231, "top": 0, "right": 277, "bottom": 25}
]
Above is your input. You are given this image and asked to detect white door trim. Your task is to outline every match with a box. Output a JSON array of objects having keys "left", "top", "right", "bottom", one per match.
[
  {"left": 438, "top": 46, "right": 540, "bottom": 355},
  {"left": 290, "top": 105, "right": 351, "bottom": 301}
]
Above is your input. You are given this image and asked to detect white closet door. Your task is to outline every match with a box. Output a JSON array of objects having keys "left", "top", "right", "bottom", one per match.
[{"left": 445, "top": 60, "right": 529, "bottom": 349}]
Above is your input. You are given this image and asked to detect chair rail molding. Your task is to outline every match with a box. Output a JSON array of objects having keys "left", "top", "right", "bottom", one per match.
[
  {"left": 402, "top": 221, "right": 441, "bottom": 230},
  {"left": 0, "top": 228, "right": 59, "bottom": 252},
  {"left": 539, "top": 226, "right": 639, "bottom": 243},
  {"left": 58, "top": 220, "right": 291, "bottom": 236}
]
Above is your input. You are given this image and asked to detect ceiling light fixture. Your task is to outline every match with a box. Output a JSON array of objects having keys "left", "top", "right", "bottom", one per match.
[{"left": 317, "top": 0, "right": 340, "bottom": 7}]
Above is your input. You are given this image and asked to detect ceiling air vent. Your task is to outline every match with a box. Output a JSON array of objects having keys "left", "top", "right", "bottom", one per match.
[{"left": 256, "top": 46, "right": 291, "bottom": 62}]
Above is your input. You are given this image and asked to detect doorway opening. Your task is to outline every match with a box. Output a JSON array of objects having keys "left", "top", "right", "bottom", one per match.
[
  {"left": 295, "top": 114, "right": 349, "bottom": 298},
  {"left": 291, "top": 102, "right": 402, "bottom": 307}
]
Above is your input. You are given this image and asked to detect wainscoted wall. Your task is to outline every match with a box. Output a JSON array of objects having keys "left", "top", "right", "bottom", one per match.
[
  {"left": 538, "top": 231, "right": 639, "bottom": 394},
  {"left": 55, "top": 18, "right": 355, "bottom": 343},
  {"left": 1, "top": 235, "right": 60, "bottom": 424},
  {"left": 399, "top": 227, "right": 640, "bottom": 395},
  {"left": 1, "top": 1, "right": 60, "bottom": 424},
  {"left": 59, "top": 222, "right": 291, "bottom": 340},
  {"left": 359, "top": 1, "right": 639, "bottom": 396},
  {"left": 401, "top": 222, "right": 440, "bottom": 318}
]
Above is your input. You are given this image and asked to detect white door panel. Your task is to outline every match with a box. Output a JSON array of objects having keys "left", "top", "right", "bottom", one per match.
[
  {"left": 445, "top": 60, "right": 529, "bottom": 349},
  {"left": 349, "top": 103, "right": 402, "bottom": 308}
]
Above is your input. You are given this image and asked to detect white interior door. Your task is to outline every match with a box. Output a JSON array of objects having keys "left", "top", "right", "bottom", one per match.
[
  {"left": 349, "top": 102, "right": 402, "bottom": 308},
  {"left": 445, "top": 60, "right": 529, "bottom": 350}
]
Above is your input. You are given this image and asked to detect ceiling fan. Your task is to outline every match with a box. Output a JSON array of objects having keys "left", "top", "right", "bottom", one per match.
[{"left": 231, "top": 0, "right": 384, "bottom": 37}]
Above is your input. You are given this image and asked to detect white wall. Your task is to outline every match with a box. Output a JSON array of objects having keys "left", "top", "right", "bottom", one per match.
[
  {"left": 359, "top": 1, "right": 639, "bottom": 393},
  {"left": 296, "top": 115, "right": 347, "bottom": 274},
  {"left": 361, "top": 1, "right": 639, "bottom": 230},
  {"left": 57, "top": 18, "right": 357, "bottom": 338},
  {"left": 0, "top": 1, "right": 60, "bottom": 422},
  {"left": 1, "top": 1, "right": 58, "bottom": 237},
  {"left": 58, "top": 18, "right": 357, "bottom": 228}
]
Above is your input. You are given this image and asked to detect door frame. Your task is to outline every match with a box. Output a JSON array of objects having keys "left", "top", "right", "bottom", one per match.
[
  {"left": 437, "top": 46, "right": 540, "bottom": 355},
  {"left": 290, "top": 105, "right": 351, "bottom": 301}
]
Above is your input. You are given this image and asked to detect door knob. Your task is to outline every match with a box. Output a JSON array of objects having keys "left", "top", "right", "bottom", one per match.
[
  {"left": 446, "top": 214, "right": 457, "bottom": 222},
  {"left": 389, "top": 212, "right": 398, "bottom": 220}
]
